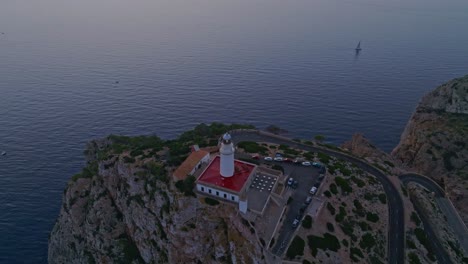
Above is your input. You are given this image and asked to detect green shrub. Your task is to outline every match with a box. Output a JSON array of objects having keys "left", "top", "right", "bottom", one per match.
[
  {"left": 324, "top": 190, "right": 332, "bottom": 198},
  {"left": 335, "top": 206, "right": 347, "bottom": 222},
  {"left": 350, "top": 247, "right": 363, "bottom": 261},
  {"left": 327, "top": 203, "right": 336, "bottom": 215},
  {"left": 406, "top": 238, "right": 416, "bottom": 249},
  {"left": 204, "top": 197, "right": 219, "bottom": 206},
  {"left": 302, "top": 215, "right": 312, "bottom": 229},
  {"left": 408, "top": 252, "right": 421, "bottom": 264},
  {"left": 350, "top": 176, "right": 366, "bottom": 187},
  {"left": 237, "top": 141, "right": 268, "bottom": 153},
  {"left": 378, "top": 193, "right": 387, "bottom": 204},
  {"left": 335, "top": 177, "right": 353, "bottom": 194},
  {"left": 342, "top": 239, "right": 349, "bottom": 247},
  {"left": 366, "top": 212, "right": 379, "bottom": 223},
  {"left": 286, "top": 236, "right": 305, "bottom": 259},
  {"left": 302, "top": 260, "right": 312, "bottom": 264},
  {"left": 358, "top": 221, "right": 370, "bottom": 231},
  {"left": 175, "top": 176, "right": 196, "bottom": 196},
  {"left": 327, "top": 222, "right": 335, "bottom": 232},
  {"left": 307, "top": 233, "right": 341, "bottom": 256},
  {"left": 414, "top": 228, "right": 435, "bottom": 260},
  {"left": 330, "top": 184, "right": 338, "bottom": 195},
  {"left": 359, "top": 233, "right": 375, "bottom": 251},
  {"left": 384, "top": 160, "right": 395, "bottom": 167},
  {"left": 317, "top": 152, "right": 331, "bottom": 164},
  {"left": 411, "top": 212, "right": 421, "bottom": 226}
]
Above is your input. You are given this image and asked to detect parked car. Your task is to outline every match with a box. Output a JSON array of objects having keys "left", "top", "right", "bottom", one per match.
[
  {"left": 293, "top": 158, "right": 304, "bottom": 164},
  {"left": 305, "top": 196, "right": 312, "bottom": 205},
  {"left": 275, "top": 153, "right": 283, "bottom": 157},
  {"left": 287, "top": 177, "right": 294, "bottom": 186},
  {"left": 319, "top": 167, "right": 326, "bottom": 174},
  {"left": 252, "top": 154, "right": 260, "bottom": 160},
  {"left": 314, "top": 182, "right": 320, "bottom": 188},
  {"left": 300, "top": 204, "right": 307, "bottom": 213},
  {"left": 292, "top": 219, "right": 299, "bottom": 228},
  {"left": 312, "top": 162, "right": 322, "bottom": 168},
  {"left": 292, "top": 180, "right": 298, "bottom": 189},
  {"left": 318, "top": 174, "right": 325, "bottom": 181},
  {"left": 310, "top": 186, "right": 318, "bottom": 195},
  {"left": 264, "top": 157, "right": 273, "bottom": 161},
  {"left": 274, "top": 157, "right": 283, "bottom": 162},
  {"left": 302, "top": 161, "right": 311, "bottom": 166},
  {"left": 283, "top": 158, "right": 293, "bottom": 163}
]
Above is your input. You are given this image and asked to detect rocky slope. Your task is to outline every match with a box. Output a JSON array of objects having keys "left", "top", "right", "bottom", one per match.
[
  {"left": 392, "top": 75, "right": 468, "bottom": 223},
  {"left": 48, "top": 137, "right": 264, "bottom": 264}
]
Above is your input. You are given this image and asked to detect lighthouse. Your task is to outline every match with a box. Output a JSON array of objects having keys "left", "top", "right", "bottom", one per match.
[{"left": 219, "top": 133, "right": 235, "bottom": 177}]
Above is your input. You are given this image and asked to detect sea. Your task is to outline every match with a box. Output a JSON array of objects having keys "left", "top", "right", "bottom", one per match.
[{"left": 0, "top": 0, "right": 467, "bottom": 262}]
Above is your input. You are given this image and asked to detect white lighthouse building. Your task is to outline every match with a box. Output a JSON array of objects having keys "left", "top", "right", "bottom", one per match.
[
  {"left": 219, "top": 133, "right": 235, "bottom": 177},
  {"left": 195, "top": 132, "right": 257, "bottom": 213}
]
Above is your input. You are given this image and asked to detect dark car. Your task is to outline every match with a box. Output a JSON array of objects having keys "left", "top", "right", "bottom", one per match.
[
  {"left": 318, "top": 174, "right": 325, "bottom": 182},
  {"left": 305, "top": 196, "right": 312, "bottom": 205},
  {"left": 292, "top": 181, "right": 298, "bottom": 189},
  {"left": 320, "top": 167, "right": 326, "bottom": 174},
  {"left": 314, "top": 182, "right": 320, "bottom": 188},
  {"left": 299, "top": 204, "right": 307, "bottom": 214}
]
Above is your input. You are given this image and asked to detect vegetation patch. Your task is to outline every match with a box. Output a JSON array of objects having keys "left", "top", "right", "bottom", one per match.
[
  {"left": 286, "top": 236, "right": 305, "bottom": 259},
  {"left": 350, "top": 247, "right": 364, "bottom": 262},
  {"left": 414, "top": 228, "right": 435, "bottom": 260},
  {"left": 327, "top": 202, "right": 336, "bottom": 215},
  {"left": 378, "top": 193, "right": 387, "bottom": 204},
  {"left": 327, "top": 222, "right": 335, "bottom": 232},
  {"left": 329, "top": 184, "right": 338, "bottom": 195},
  {"left": 411, "top": 212, "right": 421, "bottom": 226},
  {"left": 335, "top": 177, "right": 353, "bottom": 194},
  {"left": 175, "top": 176, "right": 196, "bottom": 196},
  {"left": 366, "top": 212, "right": 379, "bottom": 223},
  {"left": 302, "top": 215, "right": 312, "bottom": 229},
  {"left": 350, "top": 176, "right": 366, "bottom": 187},
  {"left": 359, "top": 233, "right": 375, "bottom": 251},
  {"left": 307, "top": 233, "right": 341, "bottom": 256},
  {"left": 317, "top": 152, "right": 331, "bottom": 164},
  {"left": 335, "top": 206, "right": 347, "bottom": 222},
  {"left": 237, "top": 141, "right": 268, "bottom": 154},
  {"left": 204, "top": 197, "right": 220, "bottom": 206}
]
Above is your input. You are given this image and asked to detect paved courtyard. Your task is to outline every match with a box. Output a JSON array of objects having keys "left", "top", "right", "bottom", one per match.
[{"left": 248, "top": 173, "right": 278, "bottom": 213}]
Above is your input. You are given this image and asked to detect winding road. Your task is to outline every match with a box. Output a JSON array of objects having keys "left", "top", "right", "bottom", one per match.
[
  {"left": 230, "top": 130, "right": 405, "bottom": 264},
  {"left": 401, "top": 173, "right": 468, "bottom": 263}
]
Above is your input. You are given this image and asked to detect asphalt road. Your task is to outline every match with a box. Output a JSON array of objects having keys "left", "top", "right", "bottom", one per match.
[
  {"left": 230, "top": 130, "right": 405, "bottom": 264},
  {"left": 401, "top": 173, "right": 468, "bottom": 263}
]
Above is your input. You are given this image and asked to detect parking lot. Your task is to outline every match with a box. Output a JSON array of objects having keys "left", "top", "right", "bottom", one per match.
[{"left": 270, "top": 162, "right": 324, "bottom": 255}]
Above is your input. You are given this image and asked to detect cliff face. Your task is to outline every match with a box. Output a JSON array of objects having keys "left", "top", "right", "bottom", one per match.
[
  {"left": 48, "top": 140, "right": 264, "bottom": 264},
  {"left": 392, "top": 75, "right": 468, "bottom": 223}
]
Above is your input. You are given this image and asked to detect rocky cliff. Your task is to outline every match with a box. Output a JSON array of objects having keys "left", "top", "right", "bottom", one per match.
[
  {"left": 392, "top": 75, "right": 468, "bottom": 223},
  {"left": 48, "top": 135, "right": 264, "bottom": 264}
]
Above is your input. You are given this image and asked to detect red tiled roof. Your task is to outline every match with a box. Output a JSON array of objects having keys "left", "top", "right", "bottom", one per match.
[
  {"left": 173, "top": 150, "right": 209, "bottom": 181},
  {"left": 197, "top": 156, "right": 255, "bottom": 192}
]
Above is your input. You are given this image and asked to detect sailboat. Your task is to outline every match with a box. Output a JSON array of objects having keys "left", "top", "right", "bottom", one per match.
[
  {"left": 1, "top": 151, "right": 6, "bottom": 156},
  {"left": 355, "top": 41, "right": 362, "bottom": 52}
]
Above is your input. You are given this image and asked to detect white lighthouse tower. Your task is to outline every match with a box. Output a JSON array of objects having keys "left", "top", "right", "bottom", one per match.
[{"left": 220, "top": 133, "right": 235, "bottom": 177}]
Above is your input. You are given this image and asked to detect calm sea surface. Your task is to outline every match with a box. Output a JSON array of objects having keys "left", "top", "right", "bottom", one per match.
[{"left": 0, "top": 0, "right": 467, "bottom": 262}]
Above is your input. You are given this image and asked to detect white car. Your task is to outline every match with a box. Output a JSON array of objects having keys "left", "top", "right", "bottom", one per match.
[
  {"left": 274, "top": 157, "right": 283, "bottom": 162},
  {"left": 287, "top": 177, "right": 294, "bottom": 186},
  {"left": 310, "top": 186, "right": 318, "bottom": 195},
  {"left": 292, "top": 219, "right": 299, "bottom": 228},
  {"left": 302, "top": 161, "right": 311, "bottom": 166},
  {"left": 264, "top": 157, "right": 273, "bottom": 161}
]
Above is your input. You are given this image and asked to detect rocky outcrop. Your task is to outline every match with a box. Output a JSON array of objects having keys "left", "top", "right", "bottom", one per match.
[
  {"left": 392, "top": 75, "right": 468, "bottom": 224},
  {"left": 48, "top": 140, "right": 264, "bottom": 264}
]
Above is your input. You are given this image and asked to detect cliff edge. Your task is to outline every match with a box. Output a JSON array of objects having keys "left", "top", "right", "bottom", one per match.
[
  {"left": 48, "top": 125, "right": 264, "bottom": 264},
  {"left": 392, "top": 75, "right": 468, "bottom": 223}
]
